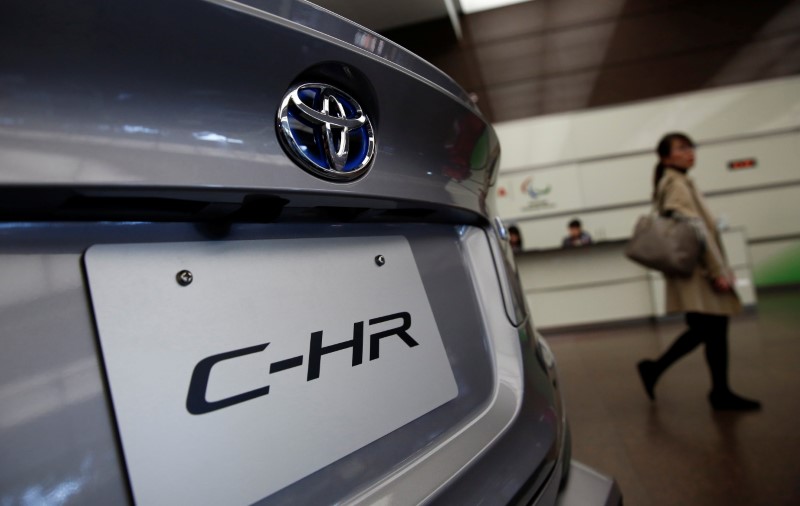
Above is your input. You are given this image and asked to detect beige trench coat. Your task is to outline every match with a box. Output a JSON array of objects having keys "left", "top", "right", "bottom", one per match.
[{"left": 657, "top": 168, "right": 741, "bottom": 316}]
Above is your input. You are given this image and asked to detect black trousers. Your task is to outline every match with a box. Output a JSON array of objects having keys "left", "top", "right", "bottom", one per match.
[{"left": 655, "top": 312, "right": 730, "bottom": 393}]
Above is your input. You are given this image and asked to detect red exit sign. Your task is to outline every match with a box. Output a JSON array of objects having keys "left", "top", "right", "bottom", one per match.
[{"left": 728, "top": 158, "right": 757, "bottom": 170}]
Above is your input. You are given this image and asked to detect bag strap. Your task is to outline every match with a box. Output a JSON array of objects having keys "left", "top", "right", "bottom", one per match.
[{"left": 653, "top": 175, "right": 669, "bottom": 216}]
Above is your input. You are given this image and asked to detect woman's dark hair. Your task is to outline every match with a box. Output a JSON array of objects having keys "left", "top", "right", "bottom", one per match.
[{"left": 653, "top": 132, "right": 695, "bottom": 199}]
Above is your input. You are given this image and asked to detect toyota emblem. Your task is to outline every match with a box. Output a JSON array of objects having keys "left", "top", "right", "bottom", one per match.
[{"left": 277, "top": 83, "right": 375, "bottom": 181}]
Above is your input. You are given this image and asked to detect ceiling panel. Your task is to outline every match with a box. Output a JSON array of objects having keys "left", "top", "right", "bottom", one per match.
[{"left": 307, "top": 0, "right": 800, "bottom": 122}]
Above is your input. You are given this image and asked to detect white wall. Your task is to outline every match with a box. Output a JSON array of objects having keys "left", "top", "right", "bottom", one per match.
[
  {"left": 495, "top": 76, "right": 800, "bottom": 170},
  {"left": 492, "top": 76, "right": 800, "bottom": 286}
]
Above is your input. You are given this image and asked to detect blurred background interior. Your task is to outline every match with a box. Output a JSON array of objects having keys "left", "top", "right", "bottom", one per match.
[{"left": 310, "top": 1, "right": 800, "bottom": 504}]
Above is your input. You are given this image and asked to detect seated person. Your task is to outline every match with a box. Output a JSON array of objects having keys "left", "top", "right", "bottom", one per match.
[
  {"left": 508, "top": 225, "right": 523, "bottom": 253},
  {"left": 562, "top": 218, "right": 593, "bottom": 248}
]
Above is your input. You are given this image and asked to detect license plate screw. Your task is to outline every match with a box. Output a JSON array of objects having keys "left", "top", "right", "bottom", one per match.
[
  {"left": 176, "top": 270, "right": 194, "bottom": 286},
  {"left": 375, "top": 255, "right": 386, "bottom": 267}
]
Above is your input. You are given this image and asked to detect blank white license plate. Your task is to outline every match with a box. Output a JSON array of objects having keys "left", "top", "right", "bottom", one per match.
[{"left": 84, "top": 236, "right": 458, "bottom": 505}]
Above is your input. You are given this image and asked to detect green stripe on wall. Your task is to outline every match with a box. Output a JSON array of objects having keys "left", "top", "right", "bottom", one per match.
[{"left": 754, "top": 244, "right": 800, "bottom": 287}]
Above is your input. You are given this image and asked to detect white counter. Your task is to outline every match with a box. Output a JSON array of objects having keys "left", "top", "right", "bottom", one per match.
[{"left": 516, "top": 228, "right": 756, "bottom": 329}]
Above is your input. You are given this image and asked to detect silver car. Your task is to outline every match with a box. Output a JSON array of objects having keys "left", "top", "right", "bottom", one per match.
[{"left": 0, "top": 0, "right": 619, "bottom": 504}]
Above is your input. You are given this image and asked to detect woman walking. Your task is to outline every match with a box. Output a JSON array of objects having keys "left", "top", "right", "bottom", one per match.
[{"left": 637, "top": 132, "right": 760, "bottom": 411}]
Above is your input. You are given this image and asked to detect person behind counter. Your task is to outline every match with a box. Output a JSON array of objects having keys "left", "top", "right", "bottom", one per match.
[
  {"left": 562, "top": 219, "right": 593, "bottom": 248},
  {"left": 508, "top": 225, "right": 523, "bottom": 253}
]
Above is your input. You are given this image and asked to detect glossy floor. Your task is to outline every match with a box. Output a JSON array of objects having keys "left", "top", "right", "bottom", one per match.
[{"left": 546, "top": 289, "right": 800, "bottom": 506}]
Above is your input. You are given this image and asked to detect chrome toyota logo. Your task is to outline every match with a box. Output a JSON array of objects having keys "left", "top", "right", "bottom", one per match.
[{"left": 277, "top": 83, "right": 375, "bottom": 181}]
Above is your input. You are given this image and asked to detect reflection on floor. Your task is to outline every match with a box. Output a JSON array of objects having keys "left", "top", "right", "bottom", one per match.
[{"left": 545, "top": 289, "right": 800, "bottom": 506}]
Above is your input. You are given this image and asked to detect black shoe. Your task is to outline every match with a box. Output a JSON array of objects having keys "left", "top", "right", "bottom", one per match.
[
  {"left": 637, "top": 360, "right": 658, "bottom": 401},
  {"left": 708, "top": 390, "right": 762, "bottom": 411}
]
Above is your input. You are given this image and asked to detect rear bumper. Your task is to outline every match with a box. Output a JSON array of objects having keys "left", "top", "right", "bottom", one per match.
[{"left": 557, "top": 462, "right": 622, "bottom": 506}]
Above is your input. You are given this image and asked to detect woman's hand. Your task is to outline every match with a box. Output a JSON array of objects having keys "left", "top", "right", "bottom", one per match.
[{"left": 714, "top": 275, "right": 732, "bottom": 292}]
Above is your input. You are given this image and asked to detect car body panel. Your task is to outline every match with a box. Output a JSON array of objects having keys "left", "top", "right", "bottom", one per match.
[
  {"left": 0, "top": 0, "right": 497, "bottom": 219},
  {"left": 0, "top": 0, "right": 619, "bottom": 504}
]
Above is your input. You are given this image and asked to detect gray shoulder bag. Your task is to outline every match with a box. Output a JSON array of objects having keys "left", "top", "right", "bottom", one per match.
[{"left": 624, "top": 185, "right": 706, "bottom": 277}]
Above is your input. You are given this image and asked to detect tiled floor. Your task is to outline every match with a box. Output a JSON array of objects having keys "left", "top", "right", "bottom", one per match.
[{"left": 545, "top": 289, "right": 800, "bottom": 506}]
